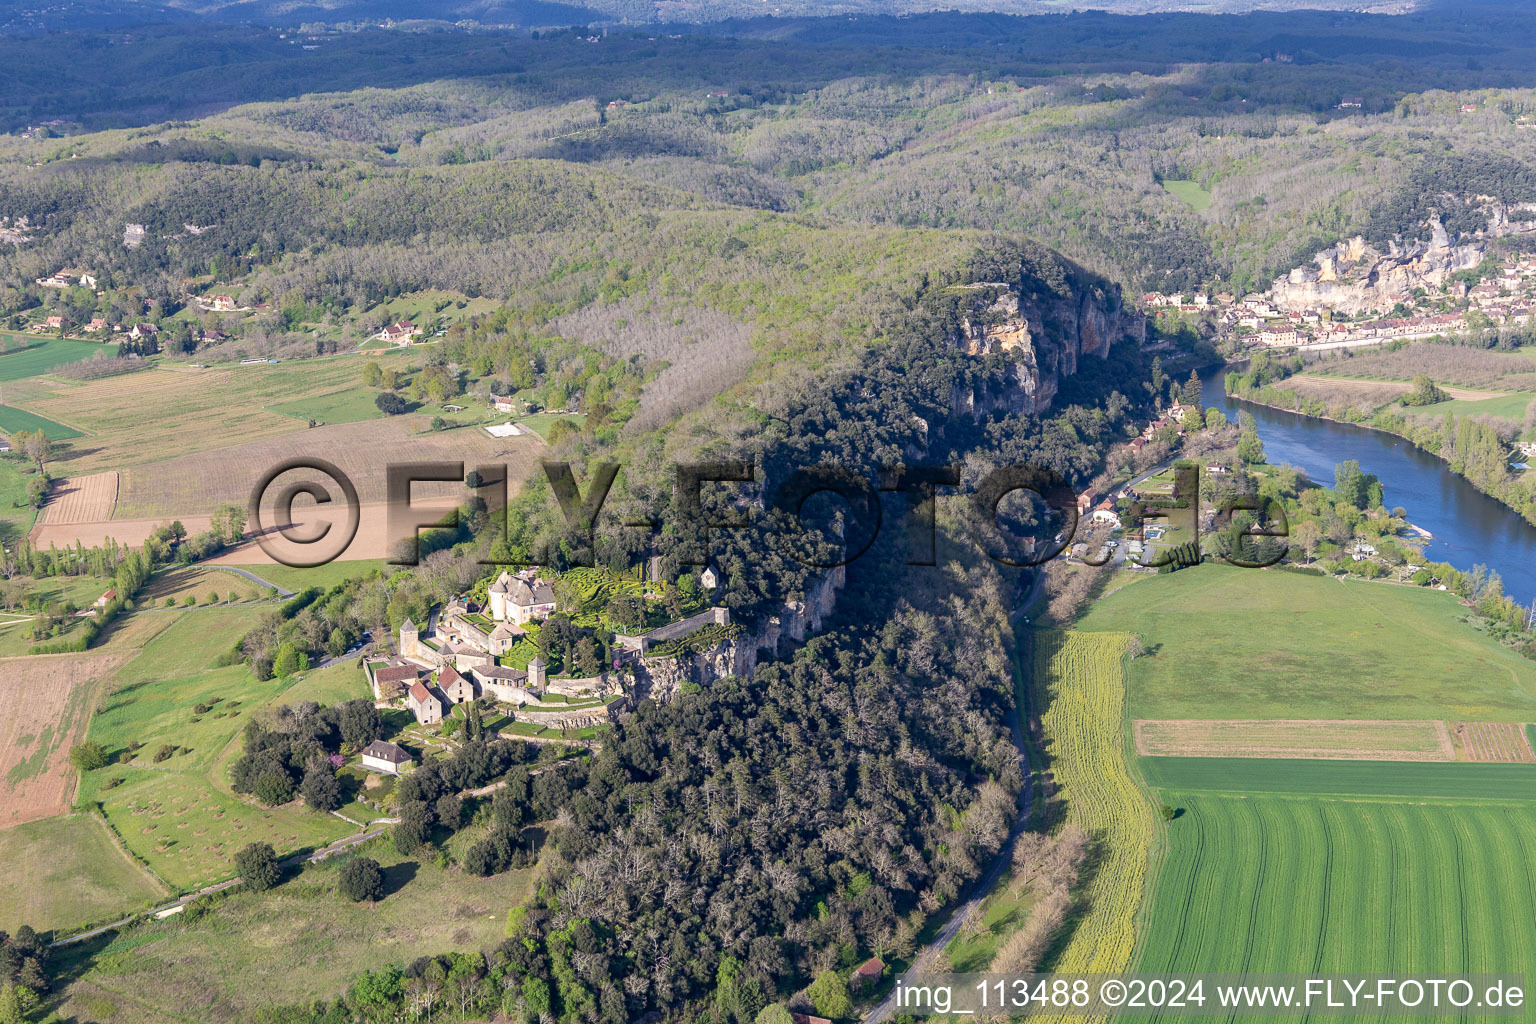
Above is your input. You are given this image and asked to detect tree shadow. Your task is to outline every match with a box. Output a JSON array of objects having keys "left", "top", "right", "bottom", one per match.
[{"left": 381, "top": 860, "right": 418, "bottom": 898}]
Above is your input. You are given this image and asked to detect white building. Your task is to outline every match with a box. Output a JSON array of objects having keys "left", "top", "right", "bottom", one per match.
[{"left": 360, "top": 739, "right": 413, "bottom": 775}]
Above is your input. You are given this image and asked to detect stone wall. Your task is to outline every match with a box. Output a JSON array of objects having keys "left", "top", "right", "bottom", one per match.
[{"left": 627, "top": 563, "right": 846, "bottom": 704}]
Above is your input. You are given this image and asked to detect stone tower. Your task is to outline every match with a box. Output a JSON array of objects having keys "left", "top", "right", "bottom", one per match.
[
  {"left": 400, "top": 617, "right": 418, "bottom": 654},
  {"left": 528, "top": 655, "right": 547, "bottom": 694}
]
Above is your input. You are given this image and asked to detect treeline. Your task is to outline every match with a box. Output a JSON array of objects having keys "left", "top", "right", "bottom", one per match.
[
  {"left": 28, "top": 547, "right": 153, "bottom": 654},
  {"left": 0, "top": 926, "right": 52, "bottom": 1021}
]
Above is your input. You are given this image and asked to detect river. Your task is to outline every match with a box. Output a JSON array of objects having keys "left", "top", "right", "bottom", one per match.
[{"left": 1198, "top": 365, "right": 1536, "bottom": 605}]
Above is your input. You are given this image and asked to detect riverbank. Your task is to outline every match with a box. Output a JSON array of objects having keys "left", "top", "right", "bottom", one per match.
[
  {"left": 1226, "top": 377, "right": 1536, "bottom": 528},
  {"left": 1199, "top": 364, "right": 1536, "bottom": 605}
]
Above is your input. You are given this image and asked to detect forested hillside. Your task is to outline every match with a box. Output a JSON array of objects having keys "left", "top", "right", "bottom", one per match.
[{"left": 242, "top": 238, "right": 1153, "bottom": 1023}]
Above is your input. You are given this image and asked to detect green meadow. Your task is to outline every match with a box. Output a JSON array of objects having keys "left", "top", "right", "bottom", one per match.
[
  {"left": 55, "top": 840, "right": 539, "bottom": 1024},
  {"left": 78, "top": 608, "right": 358, "bottom": 889},
  {"left": 1075, "top": 564, "right": 1536, "bottom": 721},
  {"left": 0, "top": 813, "right": 166, "bottom": 934},
  {"left": 222, "top": 559, "right": 386, "bottom": 594},
  {"left": 1160, "top": 179, "right": 1212, "bottom": 212},
  {"left": 266, "top": 386, "right": 385, "bottom": 425},
  {"left": 1411, "top": 391, "right": 1536, "bottom": 421}
]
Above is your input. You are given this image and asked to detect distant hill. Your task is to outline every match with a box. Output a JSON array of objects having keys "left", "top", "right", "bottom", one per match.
[{"left": 0, "top": 0, "right": 1423, "bottom": 31}]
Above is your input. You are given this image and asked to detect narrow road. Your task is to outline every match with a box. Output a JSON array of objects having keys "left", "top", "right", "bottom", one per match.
[
  {"left": 204, "top": 565, "right": 294, "bottom": 598},
  {"left": 864, "top": 597, "right": 1039, "bottom": 1023},
  {"left": 52, "top": 825, "right": 391, "bottom": 948}
]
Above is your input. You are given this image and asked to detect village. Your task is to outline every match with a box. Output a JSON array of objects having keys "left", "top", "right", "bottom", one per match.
[
  {"left": 15, "top": 266, "right": 440, "bottom": 351},
  {"left": 353, "top": 563, "right": 746, "bottom": 774},
  {"left": 1142, "top": 236, "right": 1536, "bottom": 352}
]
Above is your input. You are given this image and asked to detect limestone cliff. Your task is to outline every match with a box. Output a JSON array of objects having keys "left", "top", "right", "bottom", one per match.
[
  {"left": 1269, "top": 223, "right": 1484, "bottom": 315},
  {"left": 945, "top": 262, "right": 1139, "bottom": 417}
]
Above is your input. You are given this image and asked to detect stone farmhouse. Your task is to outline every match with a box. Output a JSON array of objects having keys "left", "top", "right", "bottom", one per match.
[
  {"left": 374, "top": 320, "right": 421, "bottom": 345},
  {"left": 406, "top": 679, "right": 443, "bottom": 725},
  {"left": 360, "top": 739, "right": 414, "bottom": 775}
]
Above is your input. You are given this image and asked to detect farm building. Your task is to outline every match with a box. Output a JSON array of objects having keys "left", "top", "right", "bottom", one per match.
[
  {"left": 439, "top": 665, "right": 475, "bottom": 704},
  {"left": 359, "top": 739, "right": 413, "bottom": 775},
  {"left": 407, "top": 680, "right": 443, "bottom": 725}
]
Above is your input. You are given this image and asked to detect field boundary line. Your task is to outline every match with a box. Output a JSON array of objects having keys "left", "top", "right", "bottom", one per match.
[
  {"left": 1121, "top": 638, "right": 1171, "bottom": 978},
  {"left": 87, "top": 808, "right": 172, "bottom": 898},
  {"left": 1132, "top": 718, "right": 1457, "bottom": 761}
]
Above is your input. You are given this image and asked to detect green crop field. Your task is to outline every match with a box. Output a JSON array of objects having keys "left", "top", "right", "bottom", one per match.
[
  {"left": 0, "top": 336, "right": 107, "bottom": 381},
  {"left": 1075, "top": 564, "right": 1536, "bottom": 721},
  {"left": 0, "top": 404, "right": 84, "bottom": 439},
  {"left": 1141, "top": 756, "right": 1536, "bottom": 800},
  {"left": 1138, "top": 788, "right": 1536, "bottom": 1001},
  {"left": 0, "top": 813, "right": 167, "bottom": 933},
  {"left": 1160, "top": 179, "right": 1212, "bottom": 212}
]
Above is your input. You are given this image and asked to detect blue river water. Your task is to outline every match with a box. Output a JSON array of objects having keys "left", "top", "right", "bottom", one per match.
[{"left": 1197, "top": 365, "right": 1536, "bottom": 605}]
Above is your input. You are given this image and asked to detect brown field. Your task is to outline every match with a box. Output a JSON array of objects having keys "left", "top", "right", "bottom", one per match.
[
  {"left": 115, "top": 417, "right": 542, "bottom": 517},
  {"left": 0, "top": 652, "right": 133, "bottom": 828},
  {"left": 205, "top": 498, "right": 462, "bottom": 564},
  {"left": 1133, "top": 718, "right": 1456, "bottom": 761},
  {"left": 28, "top": 418, "right": 544, "bottom": 560},
  {"left": 30, "top": 499, "right": 463, "bottom": 565},
  {"left": 1456, "top": 721, "right": 1536, "bottom": 763},
  {"left": 18, "top": 353, "right": 419, "bottom": 476},
  {"left": 1308, "top": 343, "right": 1536, "bottom": 390},
  {"left": 35, "top": 471, "right": 117, "bottom": 526},
  {"left": 1287, "top": 374, "right": 1509, "bottom": 403}
]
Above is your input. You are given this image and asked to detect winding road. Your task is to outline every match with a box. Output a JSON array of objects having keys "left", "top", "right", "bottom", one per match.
[
  {"left": 864, "top": 578, "right": 1041, "bottom": 1022},
  {"left": 204, "top": 564, "right": 295, "bottom": 598}
]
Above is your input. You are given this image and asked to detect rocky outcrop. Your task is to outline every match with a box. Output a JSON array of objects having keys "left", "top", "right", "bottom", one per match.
[
  {"left": 514, "top": 702, "right": 621, "bottom": 730},
  {"left": 1270, "top": 224, "right": 1484, "bottom": 315},
  {"left": 946, "top": 269, "right": 1138, "bottom": 417}
]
